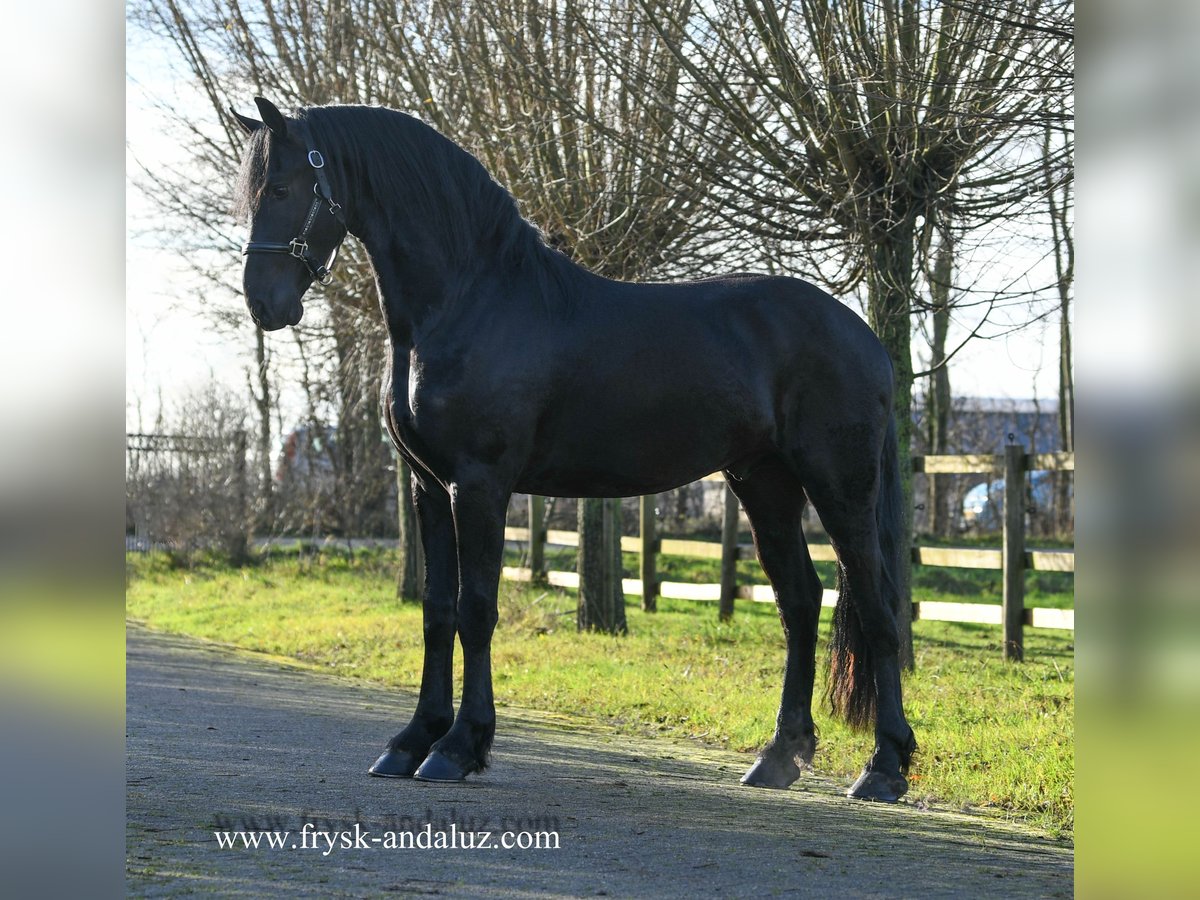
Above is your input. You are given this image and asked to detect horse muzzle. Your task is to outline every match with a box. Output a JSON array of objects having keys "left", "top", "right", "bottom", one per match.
[{"left": 247, "top": 295, "right": 303, "bottom": 331}]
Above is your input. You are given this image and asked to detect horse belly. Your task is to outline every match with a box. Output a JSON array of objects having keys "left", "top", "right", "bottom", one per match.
[{"left": 516, "top": 387, "right": 771, "bottom": 497}]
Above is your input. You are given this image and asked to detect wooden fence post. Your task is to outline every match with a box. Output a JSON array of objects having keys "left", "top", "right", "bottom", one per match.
[
  {"left": 1003, "top": 442, "right": 1026, "bottom": 661},
  {"left": 395, "top": 455, "right": 423, "bottom": 600},
  {"left": 528, "top": 494, "right": 546, "bottom": 582},
  {"left": 607, "top": 498, "right": 628, "bottom": 633},
  {"left": 718, "top": 484, "right": 739, "bottom": 622},
  {"left": 640, "top": 495, "right": 658, "bottom": 611}
]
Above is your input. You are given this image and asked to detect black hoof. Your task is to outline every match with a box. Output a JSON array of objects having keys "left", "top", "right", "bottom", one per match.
[
  {"left": 368, "top": 748, "right": 423, "bottom": 779},
  {"left": 740, "top": 755, "right": 802, "bottom": 789},
  {"left": 846, "top": 768, "right": 908, "bottom": 803},
  {"left": 413, "top": 750, "right": 471, "bottom": 783}
]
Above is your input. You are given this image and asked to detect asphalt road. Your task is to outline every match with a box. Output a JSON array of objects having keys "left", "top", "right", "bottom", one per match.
[{"left": 126, "top": 624, "right": 1073, "bottom": 898}]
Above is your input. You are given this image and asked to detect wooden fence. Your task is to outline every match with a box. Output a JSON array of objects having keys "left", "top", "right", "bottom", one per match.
[{"left": 502, "top": 446, "right": 1074, "bottom": 661}]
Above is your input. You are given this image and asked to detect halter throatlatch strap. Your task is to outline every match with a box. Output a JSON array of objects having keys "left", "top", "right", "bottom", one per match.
[{"left": 242, "top": 126, "right": 347, "bottom": 285}]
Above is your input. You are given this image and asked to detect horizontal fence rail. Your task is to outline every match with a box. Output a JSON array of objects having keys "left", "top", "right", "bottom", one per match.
[{"left": 506, "top": 448, "right": 1073, "bottom": 661}]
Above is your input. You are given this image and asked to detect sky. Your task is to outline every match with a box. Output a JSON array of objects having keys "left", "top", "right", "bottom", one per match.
[
  {"left": 126, "top": 28, "right": 251, "bottom": 431},
  {"left": 125, "top": 22, "right": 1070, "bottom": 436}
]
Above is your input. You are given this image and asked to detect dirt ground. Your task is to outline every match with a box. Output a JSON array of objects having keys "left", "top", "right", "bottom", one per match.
[{"left": 126, "top": 624, "right": 1073, "bottom": 898}]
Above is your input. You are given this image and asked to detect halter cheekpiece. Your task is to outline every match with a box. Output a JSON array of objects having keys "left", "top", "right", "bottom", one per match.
[{"left": 242, "top": 129, "right": 347, "bottom": 285}]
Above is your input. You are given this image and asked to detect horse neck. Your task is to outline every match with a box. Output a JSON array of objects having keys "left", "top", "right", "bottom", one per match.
[
  {"left": 355, "top": 230, "right": 436, "bottom": 341},
  {"left": 349, "top": 196, "right": 588, "bottom": 347},
  {"left": 353, "top": 209, "right": 528, "bottom": 348}
]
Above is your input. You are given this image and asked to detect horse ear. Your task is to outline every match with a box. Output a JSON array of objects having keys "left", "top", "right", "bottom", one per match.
[
  {"left": 230, "top": 107, "right": 263, "bottom": 135},
  {"left": 253, "top": 96, "right": 289, "bottom": 140}
]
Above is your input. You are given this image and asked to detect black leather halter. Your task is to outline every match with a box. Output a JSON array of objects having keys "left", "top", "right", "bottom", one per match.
[{"left": 242, "top": 130, "right": 347, "bottom": 285}]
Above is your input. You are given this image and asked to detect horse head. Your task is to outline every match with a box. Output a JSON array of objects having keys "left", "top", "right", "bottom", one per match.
[{"left": 232, "top": 97, "right": 347, "bottom": 331}]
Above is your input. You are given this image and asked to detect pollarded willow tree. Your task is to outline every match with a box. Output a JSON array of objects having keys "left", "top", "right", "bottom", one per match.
[
  {"left": 377, "top": 0, "right": 732, "bottom": 280},
  {"left": 607, "top": 0, "right": 1074, "bottom": 662},
  {"left": 368, "top": 0, "right": 730, "bottom": 632}
]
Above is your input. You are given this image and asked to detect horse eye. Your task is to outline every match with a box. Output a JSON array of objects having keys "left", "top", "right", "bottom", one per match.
[{"left": 271, "top": 185, "right": 289, "bottom": 199}]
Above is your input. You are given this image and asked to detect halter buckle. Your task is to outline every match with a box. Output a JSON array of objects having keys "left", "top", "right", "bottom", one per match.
[
  {"left": 308, "top": 150, "right": 325, "bottom": 169},
  {"left": 312, "top": 181, "right": 343, "bottom": 218},
  {"left": 288, "top": 238, "right": 308, "bottom": 259}
]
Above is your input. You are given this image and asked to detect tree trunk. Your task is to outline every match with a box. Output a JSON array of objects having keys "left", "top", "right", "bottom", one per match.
[
  {"left": 927, "top": 221, "right": 954, "bottom": 537},
  {"left": 253, "top": 326, "right": 273, "bottom": 523},
  {"left": 577, "top": 497, "right": 627, "bottom": 634},
  {"left": 868, "top": 230, "right": 916, "bottom": 670},
  {"left": 1045, "top": 121, "right": 1074, "bottom": 535},
  {"left": 1058, "top": 305, "right": 1073, "bottom": 453},
  {"left": 228, "top": 429, "right": 249, "bottom": 564},
  {"left": 332, "top": 312, "right": 358, "bottom": 536},
  {"left": 1052, "top": 191, "right": 1074, "bottom": 536},
  {"left": 1056, "top": 300, "right": 1074, "bottom": 534},
  {"left": 395, "top": 455, "right": 423, "bottom": 601},
  {"left": 718, "top": 485, "right": 739, "bottom": 622},
  {"left": 639, "top": 494, "right": 657, "bottom": 611}
]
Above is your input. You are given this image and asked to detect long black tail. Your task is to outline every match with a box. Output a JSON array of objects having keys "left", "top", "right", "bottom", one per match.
[{"left": 827, "top": 412, "right": 906, "bottom": 729}]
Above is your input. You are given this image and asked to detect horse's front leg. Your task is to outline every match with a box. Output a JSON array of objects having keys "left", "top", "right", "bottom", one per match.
[
  {"left": 369, "top": 472, "right": 458, "bottom": 778},
  {"left": 413, "top": 472, "right": 509, "bottom": 782}
]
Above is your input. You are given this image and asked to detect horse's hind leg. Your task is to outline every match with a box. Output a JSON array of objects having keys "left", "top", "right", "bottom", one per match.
[
  {"left": 727, "top": 458, "right": 825, "bottom": 789},
  {"left": 804, "top": 459, "right": 916, "bottom": 802}
]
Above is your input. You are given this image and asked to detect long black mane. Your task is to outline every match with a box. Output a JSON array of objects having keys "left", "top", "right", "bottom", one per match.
[{"left": 235, "top": 104, "right": 582, "bottom": 303}]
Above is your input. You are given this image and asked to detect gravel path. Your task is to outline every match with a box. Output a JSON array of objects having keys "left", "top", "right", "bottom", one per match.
[{"left": 126, "top": 624, "right": 1072, "bottom": 897}]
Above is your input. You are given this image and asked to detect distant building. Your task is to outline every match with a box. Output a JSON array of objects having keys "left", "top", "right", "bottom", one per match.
[
  {"left": 273, "top": 423, "right": 398, "bottom": 537},
  {"left": 911, "top": 396, "right": 1063, "bottom": 457},
  {"left": 275, "top": 424, "right": 338, "bottom": 490},
  {"left": 911, "top": 397, "right": 1070, "bottom": 535}
]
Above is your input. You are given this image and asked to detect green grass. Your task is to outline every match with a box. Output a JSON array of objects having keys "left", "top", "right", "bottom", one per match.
[{"left": 126, "top": 547, "right": 1073, "bottom": 838}]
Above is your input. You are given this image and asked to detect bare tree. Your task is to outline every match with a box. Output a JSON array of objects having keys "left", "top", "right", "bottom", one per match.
[
  {"left": 132, "top": 0, "right": 1074, "bottom": 640},
  {"left": 922, "top": 211, "right": 955, "bottom": 536},
  {"left": 133, "top": 0, "right": 724, "bottom": 628},
  {"left": 131, "top": 0, "right": 403, "bottom": 542},
  {"left": 1044, "top": 120, "right": 1074, "bottom": 534},
  {"left": 370, "top": 0, "right": 729, "bottom": 631},
  {"left": 597, "top": 0, "right": 1074, "bottom": 662},
  {"left": 375, "top": 0, "right": 727, "bottom": 279},
  {"left": 126, "top": 382, "right": 251, "bottom": 564}
]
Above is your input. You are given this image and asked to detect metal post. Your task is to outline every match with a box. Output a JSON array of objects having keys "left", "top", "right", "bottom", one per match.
[{"left": 1003, "top": 443, "right": 1026, "bottom": 661}]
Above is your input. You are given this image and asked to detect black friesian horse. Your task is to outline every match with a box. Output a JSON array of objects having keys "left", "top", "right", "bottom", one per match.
[{"left": 232, "top": 98, "right": 916, "bottom": 802}]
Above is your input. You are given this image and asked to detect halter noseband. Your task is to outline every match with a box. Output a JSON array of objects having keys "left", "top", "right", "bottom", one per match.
[{"left": 242, "top": 130, "right": 347, "bottom": 286}]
